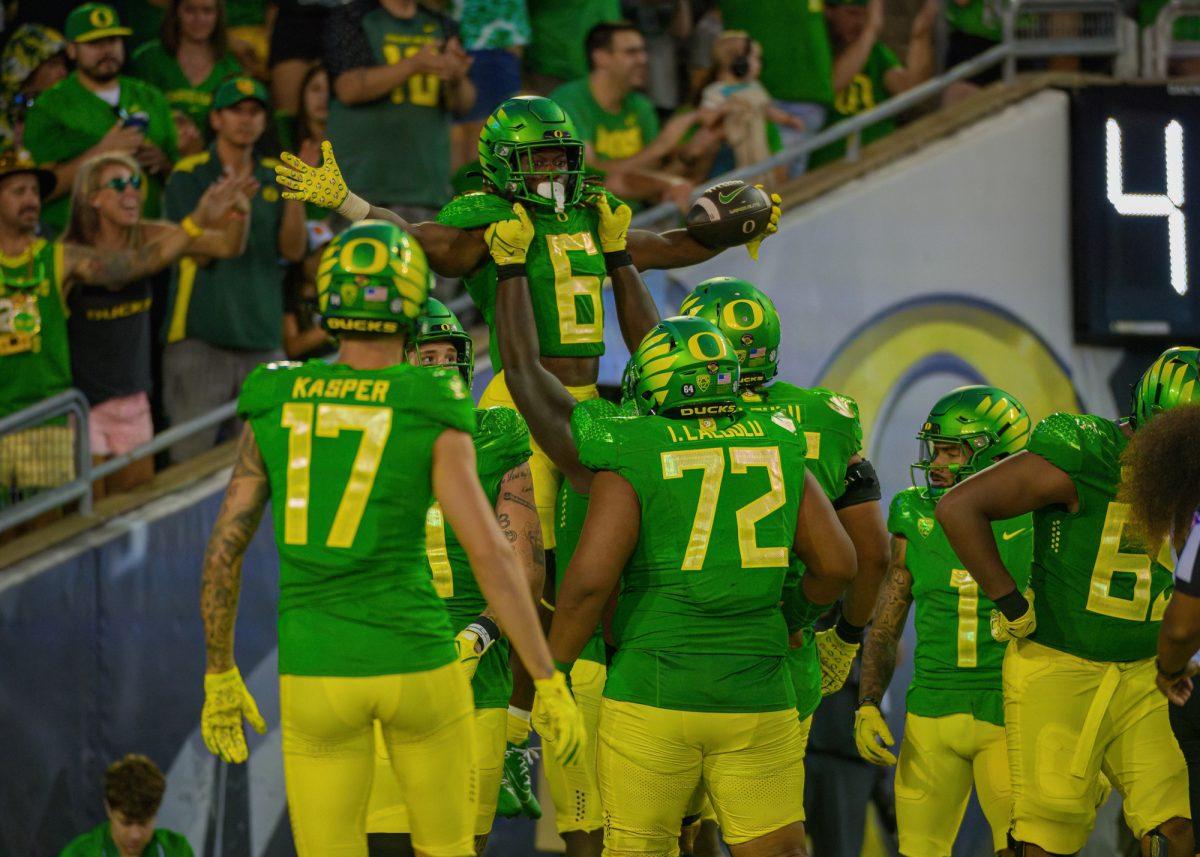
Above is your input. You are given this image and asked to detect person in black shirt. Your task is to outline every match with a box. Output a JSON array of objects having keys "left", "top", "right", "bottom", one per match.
[{"left": 1121, "top": 401, "right": 1200, "bottom": 850}]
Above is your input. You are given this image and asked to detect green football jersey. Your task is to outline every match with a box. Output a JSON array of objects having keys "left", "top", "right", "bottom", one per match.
[
  {"left": 743, "top": 381, "right": 863, "bottom": 720},
  {"left": 889, "top": 487, "right": 1032, "bottom": 726},
  {"left": 237, "top": 359, "right": 475, "bottom": 677},
  {"left": 1025, "top": 413, "right": 1174, "bottom": 662},
  {"left": 576, "top": 408, "right": 808, "bottom": 713},
  {"left": 425, "top": 405, "right": 531, "bottom": 707},
  {"left": 437, "top": 191, "right": 608, "bottom": 365}
]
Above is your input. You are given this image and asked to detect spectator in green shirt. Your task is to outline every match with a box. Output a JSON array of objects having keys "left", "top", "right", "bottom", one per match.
[
  {"left": 162, "top": 77, "right": 307, "bottom": 462},
  {"left": 325, "top": 0, "right": 476, "bottom": 220},
  {"left": 130, "top": 0, "right": 245, "bottom": 142},
  {"left": 23, "top": 2, "right": 179, "bottom": 233},
  {"left": 810, "top": 0, "right": 936, "bottom": 166},
  {"left": 551, "top": 21, "right": 723, "bottom": 209},
  {"left": 59, "top": 755, "right": 193, "bottom": 857},
  {"left": 719, "top": 0, "right": 836, "bottom": 175},
  {"left": 525, "top": 0, "right": 620, "bottom": 93}
]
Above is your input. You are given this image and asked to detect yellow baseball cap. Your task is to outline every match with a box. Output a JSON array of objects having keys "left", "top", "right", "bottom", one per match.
[{"left": 64, "top": 3, "right": 132, "bottom": 43}]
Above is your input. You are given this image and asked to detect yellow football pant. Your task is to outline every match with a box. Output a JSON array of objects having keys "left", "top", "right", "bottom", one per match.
[
  {"left": 478, "top": 370, "right": 599, "bottom": 550},
  {"left": 894, "top": 712, "right": 1011, "bottom": 856},
  {"left": 1004, "top": 639, "right": 1190, "bottom": 854},
  {"left": 543, "top": 658, "right": 607, "bottom": 834},
  {"left": 279, "top": 664, "right": 476, "bottom": 857},
  {"left": 366, "top": 707, "right": 507, "bottom": 837},
  {"left": 597, "top": 699, "right": 808, "bottom": 856}
]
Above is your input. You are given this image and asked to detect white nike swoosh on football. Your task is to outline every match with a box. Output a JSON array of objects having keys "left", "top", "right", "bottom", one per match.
[{"left": 1002, "top": 529, "right": 1028, "bottom": 540}]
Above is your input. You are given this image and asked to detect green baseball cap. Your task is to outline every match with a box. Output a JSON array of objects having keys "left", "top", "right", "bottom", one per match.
[
  {"left": 64, "top": 3, "right": 132, "bottom": 43},
  {"left": 212, "top": 77, "right": 269, "bottom": 112}
]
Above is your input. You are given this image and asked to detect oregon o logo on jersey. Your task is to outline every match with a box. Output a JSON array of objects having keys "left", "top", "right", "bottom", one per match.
[{"left": 687, "top": 330, "right": 729, "bottom": 361}]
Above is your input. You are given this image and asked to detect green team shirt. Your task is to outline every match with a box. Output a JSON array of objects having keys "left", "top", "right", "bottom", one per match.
[
  {"left": 810, "top": 43, "right": 901, "bottom": 167},
  {"left": 130, "top": 41, "right": 245, "bottom": 134},
  {"left": 554, "top": 397, "right": 625, "bottom": 666},
  {"left": 549, "top": 79, "right": 661, "bottom": 162},
  {"left": 437, "top": 191, "right": 609, "bottom": 364},
  {"left": 238, "top": 359, "right": 475, "bottom": 676},
  {"left": 164, "top": 148, "right": 287, "bottom": 351},
  {"left": 742, "top": 381, "right": 863, "bottom": 719},
  {"left": 1025, "top": 413, "right": 1174, "bottom": 662},
  {"left": 426, "top": 405, "right": 531, "bottom": 707},
  {"left": 24, "top": 73, "right": 178, "bottom": 230},
  {"left": 718, "top": 0, "right": 834, "bottom": 106},
  {"left": 889, "top": 487, "right": 1032, "bottom": 726},
  {"left": 59, "top": 822, "right": 193, "bottom": 857},
  {"left": 0, "top": 240, "right": 69, "bottom": 418},
  {"left": 327, "top": 6, "right": 454, "bottom": 209},
  {"left": 525, "top": 0, "right": 620, "bottom": 81},
  {"left": 576, "top": 408, "right": 808, "bottom": 713}
]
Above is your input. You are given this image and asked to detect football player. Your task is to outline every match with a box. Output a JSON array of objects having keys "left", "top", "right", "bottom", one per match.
[
  {"left": 937, "top": 347, "right": 1199, "bottom": 856},
  {"left": 855, "top": 386, "right": 1033, "bottom": 857},
  {"left": 197, "top": 221, "right": 584, "bottom": 856},
  {"left": 364, "top": 297, "right": 541, "bottom": 856},
  {"left": 679, "top": 278, "right": 888, "bottom": 699},
  {"left": 548, "top": 315, "right": 857, "bottom": 856}
]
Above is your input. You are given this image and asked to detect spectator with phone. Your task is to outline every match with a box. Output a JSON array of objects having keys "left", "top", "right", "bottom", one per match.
[
  {"left": 23, "top": 2, "right": 178, "bottom": 233},
  {"left": 324, "top": 0, "right": 476, "bottom": 223},
  {"left": 131, "top": 0, "right": 245, "bottom": 143}
]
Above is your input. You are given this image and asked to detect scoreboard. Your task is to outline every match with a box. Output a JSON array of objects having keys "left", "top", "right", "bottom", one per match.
[{"left": 1071, "top": 85, "right": 1200, "bottom": 344}]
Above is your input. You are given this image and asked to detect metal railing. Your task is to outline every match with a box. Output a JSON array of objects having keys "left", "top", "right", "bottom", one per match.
[
  {"left": 0, "top": 392, "right": 236, "bottom": 535},
  {"left": 1145, "top": 0, "right": 1200, "bottom": 75}
]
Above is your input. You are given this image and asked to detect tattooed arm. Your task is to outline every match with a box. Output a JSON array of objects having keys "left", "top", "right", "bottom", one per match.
[
  {"left": 859, "top": 535, "right": 914, "bottom": 703},
  {"left": 201, "top": 424, "right": 270, "bottom": 673},
  {"left": 61, "top": 228, "right": 193, "bottom": 294},
  {"left": 492, "top": 462, "right": 546, "bottom": 621}
]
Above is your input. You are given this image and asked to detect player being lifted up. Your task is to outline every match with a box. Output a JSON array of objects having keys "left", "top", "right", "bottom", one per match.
[
  {"left": 679, "top": 278, "right": 890, "bottom": 702},
  {"left": 197, "top": 221, "right": 584, "bottom": 857},
  {"left": 855, "top": 386, "right": 1033, "bottom": 857},
  {"left": 548, "top": 314, "right": 857, "bottom": 857},
  {"left": 364, "top": 297, "right": 542, "bottom": 857},
  {"left": 938, "top": 347, "right": 1199, "bottom": 857}
]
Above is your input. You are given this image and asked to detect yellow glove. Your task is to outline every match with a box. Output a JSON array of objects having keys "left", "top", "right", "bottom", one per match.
[
  {"left": 275, "top": 140, "right": 364, "bottom": 217},
  {"left": 484, "top": 202, "right": 536, "bottom": 266},
  {"left": 853, "top": 704, "right": 897, "bottom": 766},
  {"left": 532, "top": 671, "right": 586, "bottom": 766},
  {"left": 745, "top": 186, "right": 782, "bottom": 261},
  {"left": 201, "top": 667, "right": 266, "bottom": 763},
  {"left": 991, "top": 589, "right": 1036, "bottom": 642},
  {"left": 454, "top": 628, "right": 483, "bottom": 682},
  {"left": 815, "top": 627, "right": 860, "bottom": 696},
  {"left": 589, "top": 192, "right": 632, "bottom": 253}
]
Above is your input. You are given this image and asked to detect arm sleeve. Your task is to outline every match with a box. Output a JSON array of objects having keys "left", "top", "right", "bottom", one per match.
[{"left": 325, "top": 3, "right": 377, "bottom": 80}]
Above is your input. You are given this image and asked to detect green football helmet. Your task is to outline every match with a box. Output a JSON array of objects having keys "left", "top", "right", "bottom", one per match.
[
  {"left": 1130, "top": 346, "right": 1200, "bottom": 428},
  {"left": 317, "top": 220, "right": 430, "bottom": 337},
  {"left": 626, "top": 316, "right": 741, "bottom": 417},
  {"left": 410, "top": 297, "right": 474, "bottom": 388},
  {"left": 679, "top": 277, "right": 781, "bottom": 388},
  {"left": 912, "top": 385, "right": 1031, "bottom": 495},
  {"left": 478, "top": 96, "right": 586, "bottom": 213}
]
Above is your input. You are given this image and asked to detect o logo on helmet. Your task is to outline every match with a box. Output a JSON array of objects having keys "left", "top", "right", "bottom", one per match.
[
  {"left": 90, "top": 6, "right": 115, "bottom": 27},
  {"left": 338, "top": 237, "right": 389, "bottom": 276},
  {"left": 721, "top": 298, "right": 764, "bottom": 331},
  {"left": 686, "top": 331, "right": 728, "bottom": 361}
]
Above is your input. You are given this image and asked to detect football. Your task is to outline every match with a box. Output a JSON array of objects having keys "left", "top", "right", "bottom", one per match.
[{"left": 685, "top": 180, "right": 774, "bottom": 249}]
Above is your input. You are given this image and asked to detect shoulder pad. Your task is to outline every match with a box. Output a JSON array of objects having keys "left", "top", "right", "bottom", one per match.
[
  {"left": 575, "top": 413, "right": 630, "bottom": 472},
  {"left": 1027, "top": 412, "right": 1088, "bottom": 476},
  {"left": 570, "top": 397, "right": 621, "bottom": 437},
  {"left": 811, "top": 387, "right": 861, "bottom": 422},
  {"left": 436, "top": 192, "right": 514, "bottom": 229},
  {"left": 474, "top": 406, "right": 532, "bottom": 475},
  {"left": 173, "top": 151, "right": 211, "bottom": 174},
  {"left": 887, "top": 487, "right": 925, "bottom": 537}
]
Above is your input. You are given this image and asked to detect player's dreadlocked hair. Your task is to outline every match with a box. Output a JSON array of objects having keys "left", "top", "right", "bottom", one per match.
[{"left": 1119, "top": 402, "right": 1200, "bottom": 550}]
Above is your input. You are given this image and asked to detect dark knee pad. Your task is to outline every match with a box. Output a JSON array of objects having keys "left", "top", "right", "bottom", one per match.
[{"left": 366, "top": 833, "right": 415, "bottom": 857}]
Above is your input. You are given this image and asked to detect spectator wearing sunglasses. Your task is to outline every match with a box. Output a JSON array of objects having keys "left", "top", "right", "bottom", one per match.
[
  {"left": 61, "top": 152, "right": 252, "bottom": 497},
  {"left": 24, "top": 3, "right": 179, "bottom": 234},
  {"left": 0, "top": 24, "right": 69, "bottom": 150}
]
